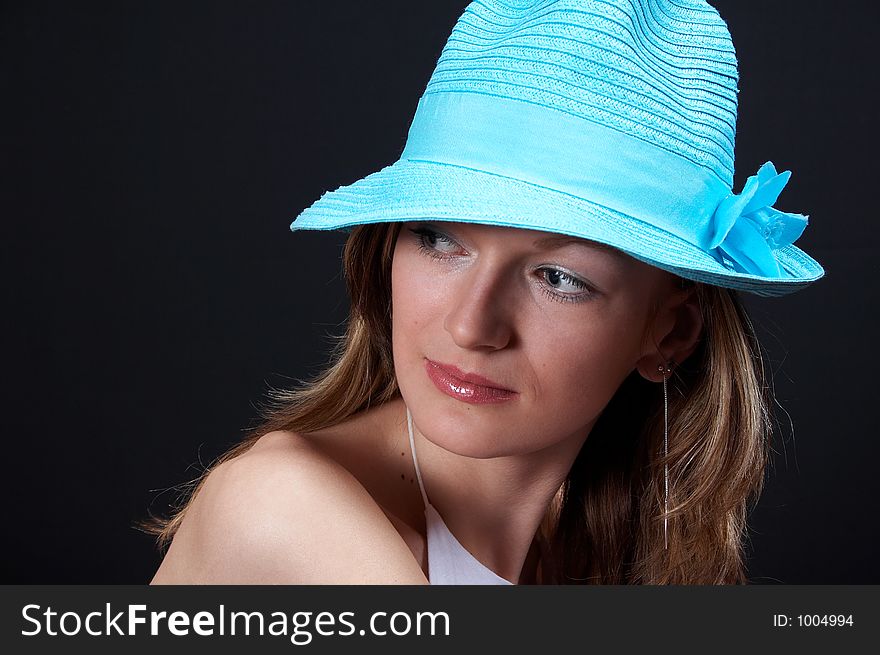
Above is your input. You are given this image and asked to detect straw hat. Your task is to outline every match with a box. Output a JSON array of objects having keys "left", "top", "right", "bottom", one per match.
[{"left": 290, "top": 0, "right": 824, "bottom": 296}]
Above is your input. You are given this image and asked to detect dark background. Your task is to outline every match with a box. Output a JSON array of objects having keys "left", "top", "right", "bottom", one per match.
[{"left": 2, "top": 1, "right": 876, "bottom": 584}]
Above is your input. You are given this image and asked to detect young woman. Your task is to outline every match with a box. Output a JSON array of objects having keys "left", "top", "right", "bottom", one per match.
[{"left": 146, "top": 0, "right": 824, "bottom": 585}]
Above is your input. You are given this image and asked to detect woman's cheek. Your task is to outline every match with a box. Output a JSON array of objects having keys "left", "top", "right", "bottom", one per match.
[{"left": 538, "top": 344, "right": 619, "bottom": 404}]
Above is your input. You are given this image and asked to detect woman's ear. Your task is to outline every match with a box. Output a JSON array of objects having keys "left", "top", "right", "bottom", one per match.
[{"left": 636, "top": 286, "right": 703, "bottom": 382}]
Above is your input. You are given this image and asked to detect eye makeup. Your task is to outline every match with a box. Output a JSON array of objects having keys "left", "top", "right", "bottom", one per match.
[{"left": 407, "top": 224, "right": 598, "bottom": 303}]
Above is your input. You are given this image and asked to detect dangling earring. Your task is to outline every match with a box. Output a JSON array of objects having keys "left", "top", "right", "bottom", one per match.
[{"left": 657, "top": 361, "right": 673, "bottom": 550}]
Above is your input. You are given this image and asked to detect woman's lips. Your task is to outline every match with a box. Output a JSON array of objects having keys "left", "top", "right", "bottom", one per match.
[{"left": 424, "top": 359, "right": 517, "bottom": 404}]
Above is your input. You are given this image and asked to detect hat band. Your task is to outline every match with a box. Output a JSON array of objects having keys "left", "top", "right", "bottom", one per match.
[{"left": 401, "top": 92, "right": 731, "bottom": 252}]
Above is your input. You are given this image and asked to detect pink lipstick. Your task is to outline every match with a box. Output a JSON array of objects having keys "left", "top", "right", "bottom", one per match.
[{"left": 424, "top": 359, "right": 517, "bottom": 404}]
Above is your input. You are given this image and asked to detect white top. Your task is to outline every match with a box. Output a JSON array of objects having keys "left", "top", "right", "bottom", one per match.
[{"left": 406, "top": 405, "right": 513, "bottom": 585}]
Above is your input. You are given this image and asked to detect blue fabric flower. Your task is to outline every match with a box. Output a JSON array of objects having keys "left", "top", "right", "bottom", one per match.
[{"left": 707, "top": 162, "right": 809, "bottom": 277}]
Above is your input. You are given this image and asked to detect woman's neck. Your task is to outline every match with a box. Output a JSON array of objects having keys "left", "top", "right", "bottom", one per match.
[{"left": 392, "top": 397, "right": 585, "bottom": 585}]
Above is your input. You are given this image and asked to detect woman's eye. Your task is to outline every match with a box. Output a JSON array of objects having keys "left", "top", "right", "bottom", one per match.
[
  {"left": 543, "top": 269, "right": 587, "bottom": 293},
  {"left": 539, "top": 269, "right": 594, "bottom": 303},
  {"left": 409, "top": 227, "right": 461, "bottom": 259}
]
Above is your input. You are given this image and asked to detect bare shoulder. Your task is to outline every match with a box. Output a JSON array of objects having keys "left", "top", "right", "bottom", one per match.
[{"left": 150, "top": 430, "right": 428, "bottom": 585}]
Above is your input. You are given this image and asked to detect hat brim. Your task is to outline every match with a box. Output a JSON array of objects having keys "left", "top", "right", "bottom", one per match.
[{"left": 290, "top": 159, "right": 825, "bottom": 297}]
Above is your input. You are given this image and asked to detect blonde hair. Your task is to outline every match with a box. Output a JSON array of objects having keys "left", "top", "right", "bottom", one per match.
[{"left": 140, "top": 222, "right": 773, "bottom": 584}]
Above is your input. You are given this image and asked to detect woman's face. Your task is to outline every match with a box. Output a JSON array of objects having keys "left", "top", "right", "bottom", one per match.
[{"left": 391, "top": 220, "right": 681, "bottom": 458}]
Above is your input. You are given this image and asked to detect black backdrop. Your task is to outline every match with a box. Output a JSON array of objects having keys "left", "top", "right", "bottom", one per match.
[{"left": 2, "top": 1, "right": 877, "bottom": 584}]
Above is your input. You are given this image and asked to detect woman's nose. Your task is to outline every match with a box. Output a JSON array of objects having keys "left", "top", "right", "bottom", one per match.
[{"left": 443, "top": 266, "right": 514, "bottom": 351}]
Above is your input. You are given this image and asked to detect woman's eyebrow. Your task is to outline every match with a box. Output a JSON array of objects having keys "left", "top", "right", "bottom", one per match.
[{"left": 531, "top": 234, "right": 619, "bottom": 254}]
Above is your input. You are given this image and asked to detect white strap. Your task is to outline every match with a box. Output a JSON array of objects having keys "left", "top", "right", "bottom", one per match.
[{"left": 406, "top": 405, "right": 430, "bottom": 508}]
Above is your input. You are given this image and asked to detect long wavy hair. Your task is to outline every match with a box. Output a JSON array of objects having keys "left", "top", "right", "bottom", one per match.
[{"left": 140, "top": 221, "right": 774, "bottom": 584}]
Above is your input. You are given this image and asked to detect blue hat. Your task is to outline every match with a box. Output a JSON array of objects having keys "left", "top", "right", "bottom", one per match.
[{"left": 290, "top": 0, "right": 824, "bottom": 297}]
